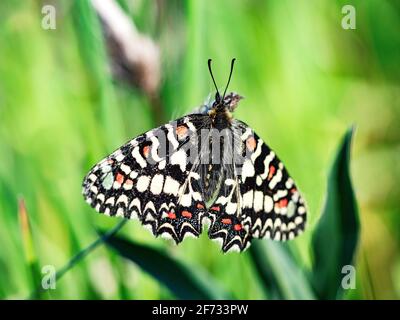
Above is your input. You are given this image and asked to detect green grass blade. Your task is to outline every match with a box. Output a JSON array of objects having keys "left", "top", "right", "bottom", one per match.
[
  {"left": 102, "top": 233, "right": 230, "bottom": 300},
  {"left": 28, "top": 220, "right": 127, "bottom": 299},
  {"left": 311, "top": 127, "right": 360, "bottom": 299},
  {"left": 55, "top": 220, "right": 127, "bottom": 280},
  {"left": 18, "top": 198, "right": 41, "bottom": 298},
  {"left": 250, "top": 241, "right": 315, "bottom": 300}
]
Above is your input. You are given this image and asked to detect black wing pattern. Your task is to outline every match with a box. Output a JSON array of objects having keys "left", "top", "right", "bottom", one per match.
[
  {"left": 82, "top": 114, "right": 210, "bottom": 243},
  {"left": 207, "top": 120, "right": 307, "bottom": 252}
]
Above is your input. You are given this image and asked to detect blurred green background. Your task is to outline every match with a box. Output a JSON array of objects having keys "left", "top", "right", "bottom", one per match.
[{"left": 0, "top": 0, "right": 399, "bottom": 299}]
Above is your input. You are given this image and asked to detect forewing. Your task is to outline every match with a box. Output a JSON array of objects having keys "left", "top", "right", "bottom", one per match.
[{"left": 82, "top": 114, "right": 210, "bottom": 243}]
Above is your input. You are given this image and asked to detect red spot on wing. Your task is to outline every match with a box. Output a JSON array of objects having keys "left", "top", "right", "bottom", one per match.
[
  {"left": 279, "top": 198, "right": 288, "bottom": 208},
  {"left": 234, "top": 224, "right": 242, "bottom": 231},
  {"left": 143, "top": 145, "right": 150, "bottom": 158},
  {"left": 167, "top": 212, "right": 176, "bottom": 219},
  {"left": 196, "top": 203, "right": 205, "bottom": 209},
  {"left": 221, "top": 218, "right": 232, "bottom": 224},
  {"left": 116, "top": 173, "right": 124, "bottom": 184},
  {"left": 182, "top": 210, "right": 192, "bottom": 218},
  {"left": 211, "top": 206, "right": 220, "bottom": 212},
  {"left": 268, "top": 165, "right": 276, "bottom": 180},
  {"left": 290, "top": 188, "right": 297, "bottom": 194},
  {"left": 176, "top": 125, "right": 188, "bottom": 139},
  {"left": 246, "top": 137, "right": 257, "bottom": 151}
]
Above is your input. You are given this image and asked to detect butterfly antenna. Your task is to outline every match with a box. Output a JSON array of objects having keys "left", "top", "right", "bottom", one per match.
[
  {"left": 208, "top": 59, "right": 220, "bottom": 101},
  {"left": 222, "top": 58, "right": 236, "bottom": 99}
]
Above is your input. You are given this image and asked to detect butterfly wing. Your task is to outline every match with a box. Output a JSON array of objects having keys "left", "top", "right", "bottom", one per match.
[
  {"left": 208, "top": 120, "right": 307, "bottom": 252},
  {"left": 82, "top": 114, "right": 210, "bottom": 243}
]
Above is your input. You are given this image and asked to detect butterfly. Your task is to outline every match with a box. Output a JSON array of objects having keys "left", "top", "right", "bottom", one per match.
[{"left": 82, "top": 59, "right": 307, "bottom": 253}]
